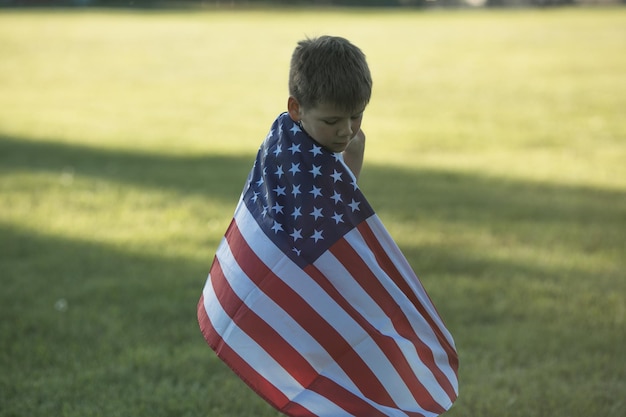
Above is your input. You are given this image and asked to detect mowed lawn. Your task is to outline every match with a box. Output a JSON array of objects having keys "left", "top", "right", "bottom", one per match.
[{"left": 1, "top": 6, "right": 625, "bottom": 417}]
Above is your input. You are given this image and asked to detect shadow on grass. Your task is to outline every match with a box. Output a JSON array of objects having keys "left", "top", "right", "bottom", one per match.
[
  {"left": 2, "top": 132, "right": 624, "bottom": 225},
  {"left": 0, "top": 134, "right": 255, "bottom": 203},
  {"left": 1, "top": 133, "right": 625, "bottom": 416},
  {"left": 0, "top": 222, "right": 262, "bottom": 417}
]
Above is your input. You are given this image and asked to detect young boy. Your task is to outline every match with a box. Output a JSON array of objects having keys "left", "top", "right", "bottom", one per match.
[
  {"left": 286, "top": 36, "right": 371, "bottom": 181},
  {"left": 198, "top": 36, "right": 458, "bottom": 417}
]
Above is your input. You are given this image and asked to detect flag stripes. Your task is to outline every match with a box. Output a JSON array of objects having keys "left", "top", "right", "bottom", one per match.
[
  {"left": 357, "top": 219, "right": 459, "bottom": 386},
  {"left": 198, "top": 112, "right": 457, "bottom": 416},
  {"left": 198, "top": 202, "right": 457, "bottom": 416}
]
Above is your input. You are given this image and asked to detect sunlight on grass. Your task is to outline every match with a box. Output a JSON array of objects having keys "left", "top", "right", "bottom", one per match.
[{"left": 1, "top": 7, "right": 625, "bottom": 417}]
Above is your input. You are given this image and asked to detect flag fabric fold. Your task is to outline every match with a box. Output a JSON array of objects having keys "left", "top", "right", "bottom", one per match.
[{"left": 198, "top": 112, "right": 458, "bottom": 417}]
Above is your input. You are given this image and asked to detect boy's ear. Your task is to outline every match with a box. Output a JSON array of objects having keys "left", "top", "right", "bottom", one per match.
[{"left": 287, "top": 96, "right": 301, "bottom": 121}]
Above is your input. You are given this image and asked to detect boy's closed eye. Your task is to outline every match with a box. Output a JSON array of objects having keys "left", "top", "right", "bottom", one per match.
[{"left": 322, "top": 114, "right": 363, "bottom": 125}]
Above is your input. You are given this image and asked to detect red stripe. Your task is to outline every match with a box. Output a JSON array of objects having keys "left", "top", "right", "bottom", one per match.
[
  {"left": 327, "top": 239, "right": 447, "bottom": 413},
  {"left": 357, "top": 221, "right": 459, "bottom": 400},
  {"left": 208, "top": 257, "right": 390, "bottom": 417},
  {"left": 197, "top": 294, "right": 309, "bottom": 415},
  {"left": 303, "top": 264, "right": 431, "bottom": 417},
  {"left": 223, "top": 221, "right": 398, "bottom": 412}
]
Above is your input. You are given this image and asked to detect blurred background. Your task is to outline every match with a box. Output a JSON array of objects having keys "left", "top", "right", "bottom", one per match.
[
  {"left": 1, "top": 2, "right": 624, "bottom": 417},
  {"left": 2, "top": 0, "right": 625, "bottom": 8}
]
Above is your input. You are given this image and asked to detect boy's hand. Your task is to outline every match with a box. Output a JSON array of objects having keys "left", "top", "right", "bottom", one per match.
[{"left": 343, "top": 129, "right": 366, "bottom": 182}]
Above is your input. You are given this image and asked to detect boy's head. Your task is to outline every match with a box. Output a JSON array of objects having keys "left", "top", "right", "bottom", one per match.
[{"left": 288, "top": 36, "right": 372, "bottom": 114}]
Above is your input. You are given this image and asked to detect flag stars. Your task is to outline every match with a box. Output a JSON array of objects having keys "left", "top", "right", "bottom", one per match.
[
  {"left": 310, "top": 145, "right": 323, "bottom": 157},
  {"left": 290, "top": 228, "right": 303, "bottom": 241},
  {"left": 289, "top": 162, "right": 301, "bottom": 176},
  {"left": 310, "top": 186, "right": 322, "bottom": 198},
  {"left": 291, "top": 184, "right": 301, "bottom": 198},
  {"left": 273, "top": 185, "right": 286, "bottom": 196},
  {"left": 272, "top": 202, "right": 284, "bottom": 214},
  {"left": 275, "top": 165, "right": 284, "bottom": 178},
  {"left": 291, "top": 206, "right": 302, "bottom": 220},
  {"left": 273, "top": 144, "right": 282, "bottom": 157},
  {"left": 309, "top": 164, "right": 322, "bottom": 178},
  {"left": 311, "top": 229, "right": 324, "bottom": 243},
  {"left": 288, "top": 143, "right": 301, "bottom": 154},
  {"left": 290, "top": 123, "right": 301, "bottom": 135},
  {"left": 348, "top": 199, "right": 361, "bottom": 212},
  {"left": 332, "top": 212, "right": 344, "bottom": 224},
  {"left": 271, "top": 221, "right": 283, "bottom": 233},
  {"left": 331, "top": 169, "right": 342, "bottom": 183},
  {"left": 331, "top": 191, "right": 342, "bottom": 204},
  {"left": 310, "top": 207, "right": 323, "bottom": 220}
]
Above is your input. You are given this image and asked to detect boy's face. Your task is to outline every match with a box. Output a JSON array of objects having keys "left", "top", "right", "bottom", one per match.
[{"left": 288, "top": 98, "right": 364, "bottom": 154}]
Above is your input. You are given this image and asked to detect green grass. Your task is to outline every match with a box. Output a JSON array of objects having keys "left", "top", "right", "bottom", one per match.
[{"left": 1, "top": 6, "right": 625, "bottom": 417}]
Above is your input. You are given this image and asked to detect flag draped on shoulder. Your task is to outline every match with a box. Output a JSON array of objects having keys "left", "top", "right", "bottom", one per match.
[{"left": 197, "top": 112, "right": 458, "bottom": 417}]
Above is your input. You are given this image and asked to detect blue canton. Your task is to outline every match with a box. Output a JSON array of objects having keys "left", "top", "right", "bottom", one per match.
[{"left": 242, "top": 112, "right": 374, "bottom": 267}]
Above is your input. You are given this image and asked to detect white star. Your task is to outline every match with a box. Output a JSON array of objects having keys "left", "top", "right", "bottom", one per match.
[
  {"left": 348, "top": 199, "right": 361, "bottom": 212},
  {"left": 273, "top": 185, "right": 286, "bottom": 196},
  {"left": 289, "top": 162, "right": 301, "bottom": 175},
  {"left": 261, "top": 206, "right": 268, "bottom": 217},
  {"left": 351, "top": 178, "right": 359, "bottom": 190},
  {"left": 291, "top": 206, "right": 302, "bottom": 220},
  {"left": 290, "top": 124, "right": 301, "bottom": 135},
  {"left": 255, "top": 176, "right": 264, "bottom": 187},
  {"left": 310, "top": 186, "right": 322, "bottom": 198},
  {"left": 291, "top": 184, "right": 301, "bottom": 197},
  {"left": 272, "top": 202, "right": 284, "bottom": 214},
  {"left": 332, "top": 153, "right": 341, "bottom": 162},
  {"left": 331, "top": 191, "right": 342, "bottom": 204},
  {"left": 310, "top": 207, "right": 323, "bottom": 220},
  {"left": 310, "top": 144, "right": 323, "bottom": 157},
  {"left": 288, "top": 143, "right": 301, "bottom": 154},
  {"left": 273, "top": 144, "right": 282, "bottom": 156},
  {"left": 271, "top": 221, "right": 283, "bottom": 233},
  {"left": 311, "top": 229, "right": 324, "bottom": 242},
  {"left": 290, "top": 228, "right": 303, "bottom": 241},
  {"left": 275, "top": 165, "right": 284, "bottom": 178},
  {"left": 332, "top": 212, "right": 344, "bottom": 224},
  {"left": 266, "top": 129, "right": 274, "bottom": 140},
  {"left": 331, "top": 169, "right": 342, "bottom": 182},
  {"left": 292, "top": 247, "right": 301, "bottom": 256},
  {"left": 309, "top": 164, "right": 322, "bottom": 178},
  {"left": 251, "top": 192, "right": 259, "bottom": 203}
]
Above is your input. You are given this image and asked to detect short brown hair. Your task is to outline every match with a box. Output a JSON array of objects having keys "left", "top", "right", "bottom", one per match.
[{"left": 288, "top": 36, "right": 372, "bottom": 113}]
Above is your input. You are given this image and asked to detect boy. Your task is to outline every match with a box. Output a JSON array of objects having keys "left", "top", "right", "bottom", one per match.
[{"left": 198, "top": 36, "right": 458, "bottom": 417}]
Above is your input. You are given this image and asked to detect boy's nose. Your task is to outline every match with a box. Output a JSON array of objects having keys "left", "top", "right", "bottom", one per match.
[{"left": 338, "top": 120, "right": 353, "bottom": 137}]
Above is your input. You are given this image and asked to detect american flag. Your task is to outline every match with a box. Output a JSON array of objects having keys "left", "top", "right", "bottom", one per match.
[{"left": 198, "top": 112, "right": 458, "bottom": 417}]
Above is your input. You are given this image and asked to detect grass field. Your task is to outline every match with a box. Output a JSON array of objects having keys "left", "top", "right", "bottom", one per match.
[{"left": 1, "top": 6, "right": 625, "bottom": 417}]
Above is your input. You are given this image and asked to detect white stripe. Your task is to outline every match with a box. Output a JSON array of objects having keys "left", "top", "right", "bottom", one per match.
[
  {"left": 218, "top": 203, "right": 455, "bottom": 413},
  {"left": 314, "top": 250, "right": 420, "bottom": 408},
  {"left": 215, "top": 205, "right": 413, "bottom": 415},
  {"left": 344, "top": 227, "right": 454, "bottom": 407},
  {"left": 233, "top": 204, "right": 414, "bottom": 412},
  {"left": 365, "top": 216, "right": 459, "bottom": 393},
  {"left": 366, "top": 216, "right": 456, "bottom": 346},
  {"left": 202, "top": 271, "right": 352, "bottom": 416},
  {"left": 215, "top": 238, "right": 348, "bottom": 376}
]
